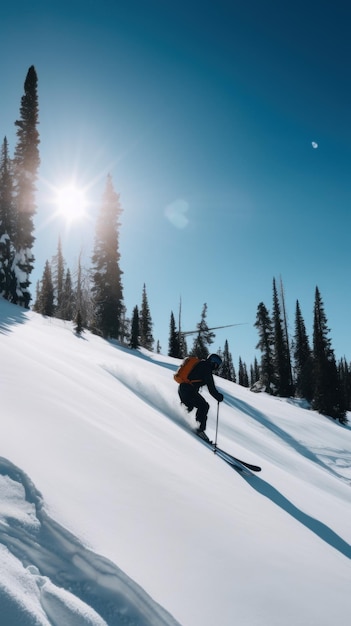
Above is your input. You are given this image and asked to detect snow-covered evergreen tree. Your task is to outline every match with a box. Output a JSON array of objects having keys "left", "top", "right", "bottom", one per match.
[{"left": 0, "top": 137, "right": 16, "bottom": 300}]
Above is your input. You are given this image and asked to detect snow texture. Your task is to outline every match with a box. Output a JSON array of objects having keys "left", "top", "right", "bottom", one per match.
[{"left": 0, "top": 297, "right": 350, "bottom": 625}]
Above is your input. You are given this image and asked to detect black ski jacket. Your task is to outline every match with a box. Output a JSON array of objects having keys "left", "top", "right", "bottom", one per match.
[{"left": 187, "top": 359, "right": 222, "bottom": 402}]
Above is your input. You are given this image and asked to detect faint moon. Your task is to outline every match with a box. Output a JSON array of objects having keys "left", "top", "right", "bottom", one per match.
[{"left": 311, "top": 141, "right": 318, "bottom": 149}]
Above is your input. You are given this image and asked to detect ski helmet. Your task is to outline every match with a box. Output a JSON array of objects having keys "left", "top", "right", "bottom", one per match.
[{"left": 207, "top": 353, "right": 222, "bottom": 370}]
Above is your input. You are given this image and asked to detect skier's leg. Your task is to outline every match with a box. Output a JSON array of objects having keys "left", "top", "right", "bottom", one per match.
[
  {"left": 178, "top": 385, "right": 209, "bottom": 431},
  {"left": 178, "top": 383, "right": 195, "bottom": 412},
  {"left": 193, "top": 394, "right": 209, "bottom": 431}
]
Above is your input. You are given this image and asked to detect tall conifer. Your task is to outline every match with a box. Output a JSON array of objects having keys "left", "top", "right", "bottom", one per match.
[
  {"left": 130, "top": 305, "right": 140, "bottom": 349},
  {"left": 139, "top": 284, "right": 154, "bottom": 351},
  {"left": 0, "top": 137, "right": 16, "bottom": 299},
  {"left": 218, "top": 339, "right": 235, "bottom": 381},
  {"left": 52, "top": 236, "right": 65, "bottom": 318},
  {"left": 312, "top": 287, "right": 345, "bottom": 421},
  {"left": 168, "top": 311, "right": 180, "bottom": 357},
  {"left": 338, "top": 358, "right": 351, "bottom": 414},
  {"left": 61, "top": 269, "right": 74, "bottom": 321},
  {"left": 272, "top": 278, "right": 292, "bottom": 396},
  {"left": 37, "top": 260, "right": 54, "bottom": 316},
  {"left": 238, "top": 357, "right": 249, "bottom": 387},
  {"left": 91, "top": 174, "right": 123, "bottom": 339},
  {"left": 12, "top": 66, "right": 40, "bottom": 307},
  {"left": 190, "top": 303, "right": 215, "bottom": 359},
  {"left": 293, "top": 300, "right": 313, "bottom": 401},
  {"left": 255, "top": 302, "right": 274, "bottom": 393}
]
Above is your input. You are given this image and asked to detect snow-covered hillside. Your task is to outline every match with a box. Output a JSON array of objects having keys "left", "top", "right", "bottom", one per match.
[{"left": 0, "top": 298, "right": 350, "bottom": 626}]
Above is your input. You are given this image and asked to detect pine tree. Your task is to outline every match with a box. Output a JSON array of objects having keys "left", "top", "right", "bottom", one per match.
[
  {"left": 74, "top": 254, "right": 93, "bottom": 329},
  {"left": 238, "top": 357, "right": 249, "bottom": 387},
  {"left": 74, "top": 309, "right": 84, "bottom": 335},
  {"left": 250, "top": 357, "right": 260, "bottom": 387},
  {"left": 279, "top": 277, "right": 294, "bottom": 393},
  {"left": 168, "top": 311, "right": 180, "bottom": 357},
  {"left": 61, "top": 269, "right": 74, "bottom": 321},
  {"left": 338, "top": 358, "right": 351, "bottom": 413},
  {"left": 12, "top": 66, "right": 40, "bottom": 307},
  {"left": 0, "top": 137, "right": 16, "bottom": 300},
  {"left": 52, "top": 236, "right": 65, "bottom": 318},
  {"left": 179, "top": 334, "right": 188, "bottom": 359},
  {"left": 254, "top": 302, "right": 275, "bottom": 393},
  {"left": 139, "top": 284, "right": 154, "bottom": 350},
  {"left": 293, "top": 300, "right": 313, "bottom": 401},
  {"left": 32, "top": 280, "right": 41, "bottom": 312},
  {"left": 176, "top": 297, "right": 187, "bottom": 358},
  {"left": 312, "top": 287, "right": 346, "bottom": 422},
  {"left": 272, "top": 278, "right": 292, "bottom": 396},
  {"left": 37, "top": 261, "right": 54, "bottom": 316},
  {"left": 190, "top": 303, "right": 215, "bottom": 359},
  {"left": 218, "top": 339, "right": 235, "bottom": 381},
  {"left": 130, "top": 305, "right": 140, "bottom": 349},
  {"left": 91, "top": 174, "right": 123, "bottom": 339},
  {"left": 118, "top": 305, "right": 130, "bottom": 345},
  {"left": 249, "top": 364, "right": 254, "bottom": 387}
]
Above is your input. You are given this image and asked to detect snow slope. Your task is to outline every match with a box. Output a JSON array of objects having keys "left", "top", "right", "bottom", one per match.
[{"left": 0, "top": 298, "right": 350, "bottom": 625}]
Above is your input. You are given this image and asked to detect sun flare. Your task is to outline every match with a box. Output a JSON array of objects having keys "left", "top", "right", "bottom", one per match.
[{"left": 54, "top": 184, "right": 88, "bottom": 223}]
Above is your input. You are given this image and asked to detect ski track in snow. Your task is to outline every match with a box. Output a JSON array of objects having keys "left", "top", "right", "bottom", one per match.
[{"left": 0, "top": 457, "right": 181, "bottom": 626}]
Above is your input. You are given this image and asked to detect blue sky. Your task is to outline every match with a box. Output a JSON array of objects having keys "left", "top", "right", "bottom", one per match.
[{"left": 1, "top": 0, "right": 351, "bottom": 366}]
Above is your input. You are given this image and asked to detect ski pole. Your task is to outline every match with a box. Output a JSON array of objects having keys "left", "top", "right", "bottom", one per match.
[{"left": 214, "top": 401, "right": 220, "bottom": 450}]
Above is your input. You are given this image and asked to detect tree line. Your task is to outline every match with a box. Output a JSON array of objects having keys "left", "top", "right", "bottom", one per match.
[
  {"left": 0, "top": 67, "right": 154, "bottom": 349},
  {"left": 1, "top": 67, "right": 349, "bottom": 424},
  {"left": 167, "top": 281, "right": 350, "bottom": 423},
  {"left": 253, "top": 278, "right": 349, "bottom": 423}
]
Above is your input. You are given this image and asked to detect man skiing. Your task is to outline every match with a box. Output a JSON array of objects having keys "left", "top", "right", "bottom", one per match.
[{"left": 177, "top": 353, "right": 224, "bottom": 436}]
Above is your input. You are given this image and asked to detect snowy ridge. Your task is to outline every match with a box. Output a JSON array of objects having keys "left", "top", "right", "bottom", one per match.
[
  {"left": 0, "top": 297, "right": 350, "bottom": 625},
  {"left": 0, "top": 457, "right": 180, "bottom": 626}
]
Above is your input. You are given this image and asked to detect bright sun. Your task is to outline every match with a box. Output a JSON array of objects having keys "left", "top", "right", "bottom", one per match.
[{"left": 54, "top": 185, "right": 88, "bottom": 223}]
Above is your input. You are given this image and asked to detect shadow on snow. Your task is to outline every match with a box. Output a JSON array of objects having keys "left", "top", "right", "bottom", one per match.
[
  {"left": 244, "top": 474, "right": 351, "bottom": 561},
  {"left": 225, "top": 395, "right": 350, "bottom": 481}
]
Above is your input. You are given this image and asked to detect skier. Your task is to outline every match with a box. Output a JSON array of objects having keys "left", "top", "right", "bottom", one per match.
[{"left": 177, "top": 353, "right": 224, "bottom": 436}]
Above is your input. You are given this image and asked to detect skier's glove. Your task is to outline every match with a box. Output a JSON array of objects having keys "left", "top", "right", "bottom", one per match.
[{"left": 217, "top": 393, "right": 224, "bottom": 402}]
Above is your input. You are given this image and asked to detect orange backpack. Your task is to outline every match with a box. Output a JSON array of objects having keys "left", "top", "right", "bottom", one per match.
[{"left": 174, "top": 356, "right": 201, "bottom": 384}]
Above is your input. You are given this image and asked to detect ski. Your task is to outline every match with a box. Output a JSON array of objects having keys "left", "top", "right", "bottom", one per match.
[
  {"left": 214, "top": 446, "right": 261, "bottom": 472},
  {"left": 214, "top": 447, "right": 261, "bottom": 473},
  {"left": 214, "top": 449, "right": 254, "bottom": 474},
  {"left": 195, "top": 431, "right": 261, "bottom": 472}
]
